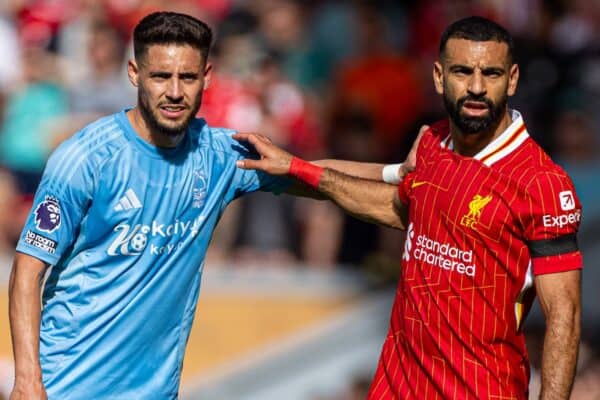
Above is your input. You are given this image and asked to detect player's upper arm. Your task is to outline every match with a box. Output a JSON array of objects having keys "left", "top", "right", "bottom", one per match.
[
  {"left": 223, "top": 130, "right": 291, "bottom": 200},
  {"left": 534, "top": 269, "right": 581, "bottom": 318},
  {"left": 11, "top": 252, "right": 49, "bottom": 277},
  {"left": 522, "top": 170, "right": 582, "bottom": 276}
]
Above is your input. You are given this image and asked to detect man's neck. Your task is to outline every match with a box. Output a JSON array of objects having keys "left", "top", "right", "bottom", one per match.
[
  {"left": 449, "top": 110, "right": 513, "bottom": 157},
  {"left": 127, "top": 108, "right": 185, "bottom": 148}
]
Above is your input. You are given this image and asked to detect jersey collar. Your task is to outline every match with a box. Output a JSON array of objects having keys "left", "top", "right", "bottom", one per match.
[{"left": 441, "top": 109, "right": 530, "bottom": 166}]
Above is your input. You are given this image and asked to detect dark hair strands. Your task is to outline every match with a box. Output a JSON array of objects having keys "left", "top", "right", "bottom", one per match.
[
  {"left": 133, "top": 11, "right": 213, "bottom": 63},
  {"left": 439, "top": 16, "right": 515, "bottom": 64}
]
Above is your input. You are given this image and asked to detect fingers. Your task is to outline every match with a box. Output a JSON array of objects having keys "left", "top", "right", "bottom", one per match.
[
  {"left": 236, "top": 159, "right": 261, "bottom": 170},
  {"left": 232, "top": 132, "right": 273, "bottom": 144},
  {"left": 232, "top": 132, "right": 251, "bottom": 142}
]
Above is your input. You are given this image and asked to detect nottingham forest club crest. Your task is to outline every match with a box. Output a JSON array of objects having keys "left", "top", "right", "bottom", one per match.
[
  {"left": 460, "top": 194, "right": 492, "bottom": 230},
  {"left": 192, "top": 169, "right": 207, "bottom": 208},
  {"left": 34, "top": 195, "right": 61, "bottom": 233}
]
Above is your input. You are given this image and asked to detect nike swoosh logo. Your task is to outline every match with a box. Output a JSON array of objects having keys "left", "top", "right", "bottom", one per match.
[{"left": 411, "top": 181, "right": 427, "bottom": 189}]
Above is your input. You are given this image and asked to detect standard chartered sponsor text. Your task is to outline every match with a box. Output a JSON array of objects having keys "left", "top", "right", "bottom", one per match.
[{"left": 414, "top": 234, "right": 476, "bottom": 276}]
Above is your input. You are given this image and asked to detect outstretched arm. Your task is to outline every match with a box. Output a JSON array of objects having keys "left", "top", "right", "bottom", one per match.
[
  {"left": 535, "top": 269, "right": 581, "bottom": 400},
  {"left": 9, "top": 252, "right": 48, "bottom": 400},
  {"left": 313, "top": 125, "right": 428, "bottom": 182},
  {"left": 233, "top": 133, "right": 408, "bottom": 229}
]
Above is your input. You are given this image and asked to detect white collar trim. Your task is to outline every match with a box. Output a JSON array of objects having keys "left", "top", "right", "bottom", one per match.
[{"left": 441, "top": 109, "right": 530, "bottom": 166}]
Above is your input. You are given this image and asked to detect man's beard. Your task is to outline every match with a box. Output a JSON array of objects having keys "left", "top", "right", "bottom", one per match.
[
  {"left": 443, "top": 92, "right": 507, "bottom": 134},
  {"left": 137, "top": 84, "right": 202, "bottom": 138}
]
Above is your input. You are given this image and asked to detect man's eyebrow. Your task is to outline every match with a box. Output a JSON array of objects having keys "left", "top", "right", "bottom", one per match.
[
  {"left": 448, "top": 64, "right": 474, "bottom": 72},
  {"left": 481, "top": 66, "right": 506, "bottom": 74}
]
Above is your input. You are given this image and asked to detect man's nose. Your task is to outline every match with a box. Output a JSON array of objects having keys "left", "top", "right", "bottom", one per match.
[
  {"left": 166, "top": 78, "right": 183, "bottom": 101},
  {"left": 468, "top": 71, "right": 486, "bottom": 96}
]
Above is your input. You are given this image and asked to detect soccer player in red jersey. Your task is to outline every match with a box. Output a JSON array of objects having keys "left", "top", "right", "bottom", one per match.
[{"left": 234, "top": 16, "right": 582, "bottom": 400}]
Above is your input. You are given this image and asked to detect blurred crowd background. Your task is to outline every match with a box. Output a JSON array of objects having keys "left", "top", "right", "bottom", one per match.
[{"left": 0, "top": 0, "right": 598, "bottom": 399}]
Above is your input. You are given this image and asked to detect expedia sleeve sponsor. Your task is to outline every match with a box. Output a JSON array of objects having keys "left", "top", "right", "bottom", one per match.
[
  {"left": 522, "top": 172, "right": 583, "bottom": 273},
  {"left": 24, "top": 230, "right": 57, "bottom": 254},
  {"left": 523, "top": 172, "right": 582, "bottom": 240}
]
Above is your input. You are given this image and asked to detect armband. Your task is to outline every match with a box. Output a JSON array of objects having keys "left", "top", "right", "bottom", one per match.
[
  {"left": 528, "top": 234, "right": 579, "bottom": 257},
  {"left": 288, "top": 157, "right": 324, "bottom": 189}
]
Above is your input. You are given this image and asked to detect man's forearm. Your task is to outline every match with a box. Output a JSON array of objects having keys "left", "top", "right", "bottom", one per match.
[
  {"left": 317, "top": 168, "right": 405, "bottom": 229},
  {"left": 312, "top": 159, "right": 386, "bottom": 181},
  {"left": 9, "top": 257, "right": 46, "bottom": 384},
  {"left": 539, "top": 307, "right": 580, "bottom": 399}
]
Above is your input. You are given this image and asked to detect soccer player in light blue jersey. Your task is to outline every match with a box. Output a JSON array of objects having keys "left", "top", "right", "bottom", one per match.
[{"left": 8, "top": 11, "right": 296, "bottom": 400}]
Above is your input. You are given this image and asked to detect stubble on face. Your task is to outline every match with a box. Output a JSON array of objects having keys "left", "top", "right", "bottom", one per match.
[
  {"left": 443, "top": 88, "right": 507, "bottom": 135},
  {"left": 132, "top": 44, "right": 208, "bottom": 143},
  {"left": 438, "top": 39, "right": 513, "bottom": 137},
  {"left": 137, "top": 79, "right": 203, "bottom": 138}
]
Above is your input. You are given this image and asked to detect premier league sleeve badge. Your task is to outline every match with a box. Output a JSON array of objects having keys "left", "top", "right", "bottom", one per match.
[{"left": 34, "top": 195, "right": 62, "bottom": 233}]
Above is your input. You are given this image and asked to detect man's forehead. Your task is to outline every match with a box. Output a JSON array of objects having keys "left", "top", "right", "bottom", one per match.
[
  {"left": 143, "top": 44, "right": 205, "bottom": 67},
  {"left": 443, "top": 38, "right": 510, "bottom": 66}
]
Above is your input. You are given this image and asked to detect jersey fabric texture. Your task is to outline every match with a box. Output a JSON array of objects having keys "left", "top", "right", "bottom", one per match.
[
  {"left": 16, "top": 110, "right": 289, "bottom": 399},
  {"left": 368, "top": 110, "right": 582, "bottom": 399}
]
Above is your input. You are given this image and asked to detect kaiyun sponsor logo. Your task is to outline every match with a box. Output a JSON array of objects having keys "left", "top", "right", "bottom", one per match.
[{"left": 107, "top": 215, "right": 205, "bottom": 256}]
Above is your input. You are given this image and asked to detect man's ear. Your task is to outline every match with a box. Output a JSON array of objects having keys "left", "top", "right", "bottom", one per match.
[
  {"left": 128, "top": 59, "right": 139, "bottom": 87},
  {"left": 433, "top": 61, "right": 444, "bottom": 95},
  {"left": 203, "top": 62, "right": 213, "bottom": 88},
  {"left": 507, "top": 63, "right": 519, "bottom": 97}
]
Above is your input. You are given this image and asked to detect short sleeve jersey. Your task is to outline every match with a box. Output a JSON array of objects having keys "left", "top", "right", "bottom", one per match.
[
  {"left": 368, "top": 110, "right": 582, "bottom": 399},
  {"left": 16, "top": 110, "right": 289, "bottom": 400}
]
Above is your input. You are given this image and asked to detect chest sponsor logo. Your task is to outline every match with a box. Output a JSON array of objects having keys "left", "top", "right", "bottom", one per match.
[
  {"left": 24, "top": 230, "right": 57, "bottom": 254},
  {"left": 403, "top": 223, "right": 476, "bottom": 277},
  {"left": 34, "top": 195, "right": 61, "bottom": 233},
  {"left": 460, "top": 194, "right": 492, "bottom": 230},
  {"left": 107, "top": 215, "right": 205, "bottom": 256}
]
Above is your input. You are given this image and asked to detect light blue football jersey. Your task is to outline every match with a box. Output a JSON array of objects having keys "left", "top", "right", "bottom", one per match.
[{"left": 16, "top": 110, "right": 289, "bottom": 399}]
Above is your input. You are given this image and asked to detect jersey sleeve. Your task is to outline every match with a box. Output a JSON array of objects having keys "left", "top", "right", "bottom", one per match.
[
  {"left": 398, "top": 172, "right": 415, "bottom": 205},
  {"left": 397, "top": 125, "right": 439, "bottom": 205},
  {"left": 224, "top": 134, "right": 292, "bottom": 201},
  {"left": 16, "top": 139, "right": 94, "bottom": 265},
  {"left": 522, "top": 170, "right": 583, "bottom": 275}
]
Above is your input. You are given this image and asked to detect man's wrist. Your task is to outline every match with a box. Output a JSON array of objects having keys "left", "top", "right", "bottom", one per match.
[
  {"left": 382, "top": 163, "right": 403, "bottom": 184},
  {"left": 14, "top": 365, "right": 43, "bottom": 381},
  {"left": 288, "top": 157, "right": 324, "bottom": 189}
]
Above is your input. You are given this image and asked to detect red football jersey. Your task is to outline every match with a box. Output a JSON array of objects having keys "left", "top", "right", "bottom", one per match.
[{"left": 368, "top": 111, "right": 582, "bottom": 399}]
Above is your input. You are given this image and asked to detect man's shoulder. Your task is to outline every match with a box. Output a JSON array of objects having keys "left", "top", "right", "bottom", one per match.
[
  {"left": 48, "top": 112, "right": 127, "bottom": 171},
  {"left": 424, "top": 119, "right": 450, "bottom": 145},
  {"left": 515, "top": 137, "right": 573, "bottom": 183},
  {"left": 190, "top": 118, "right": 246, "bottom": 155}
]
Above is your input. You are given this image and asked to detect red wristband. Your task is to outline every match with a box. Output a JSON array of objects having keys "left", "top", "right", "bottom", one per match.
[{"left": 288, "top": 157, "right": 324, "bottom": 189}]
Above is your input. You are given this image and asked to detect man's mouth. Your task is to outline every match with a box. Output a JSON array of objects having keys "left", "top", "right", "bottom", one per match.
[
  {"left": 461, "top": 100, "right": 490, "bottom": 117},
  {"left": 159, "top": 104, "right": 187, "bottom": 119}
]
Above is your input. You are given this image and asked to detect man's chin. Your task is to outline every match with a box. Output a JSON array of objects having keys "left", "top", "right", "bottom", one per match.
[
  {"left": 154, "top": 116, "right": 193, "bottom": 136},
  {"left": 458, "top": 117, "right": 493, "bottom": 134}
]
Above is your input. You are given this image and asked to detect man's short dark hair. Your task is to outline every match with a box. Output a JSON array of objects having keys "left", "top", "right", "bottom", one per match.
[
  {"left": 439, "top": 16, "right": 515, "bottom": 64},
  {"left": 133, "top": 11, "right": 213, "bottom": 63}
]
